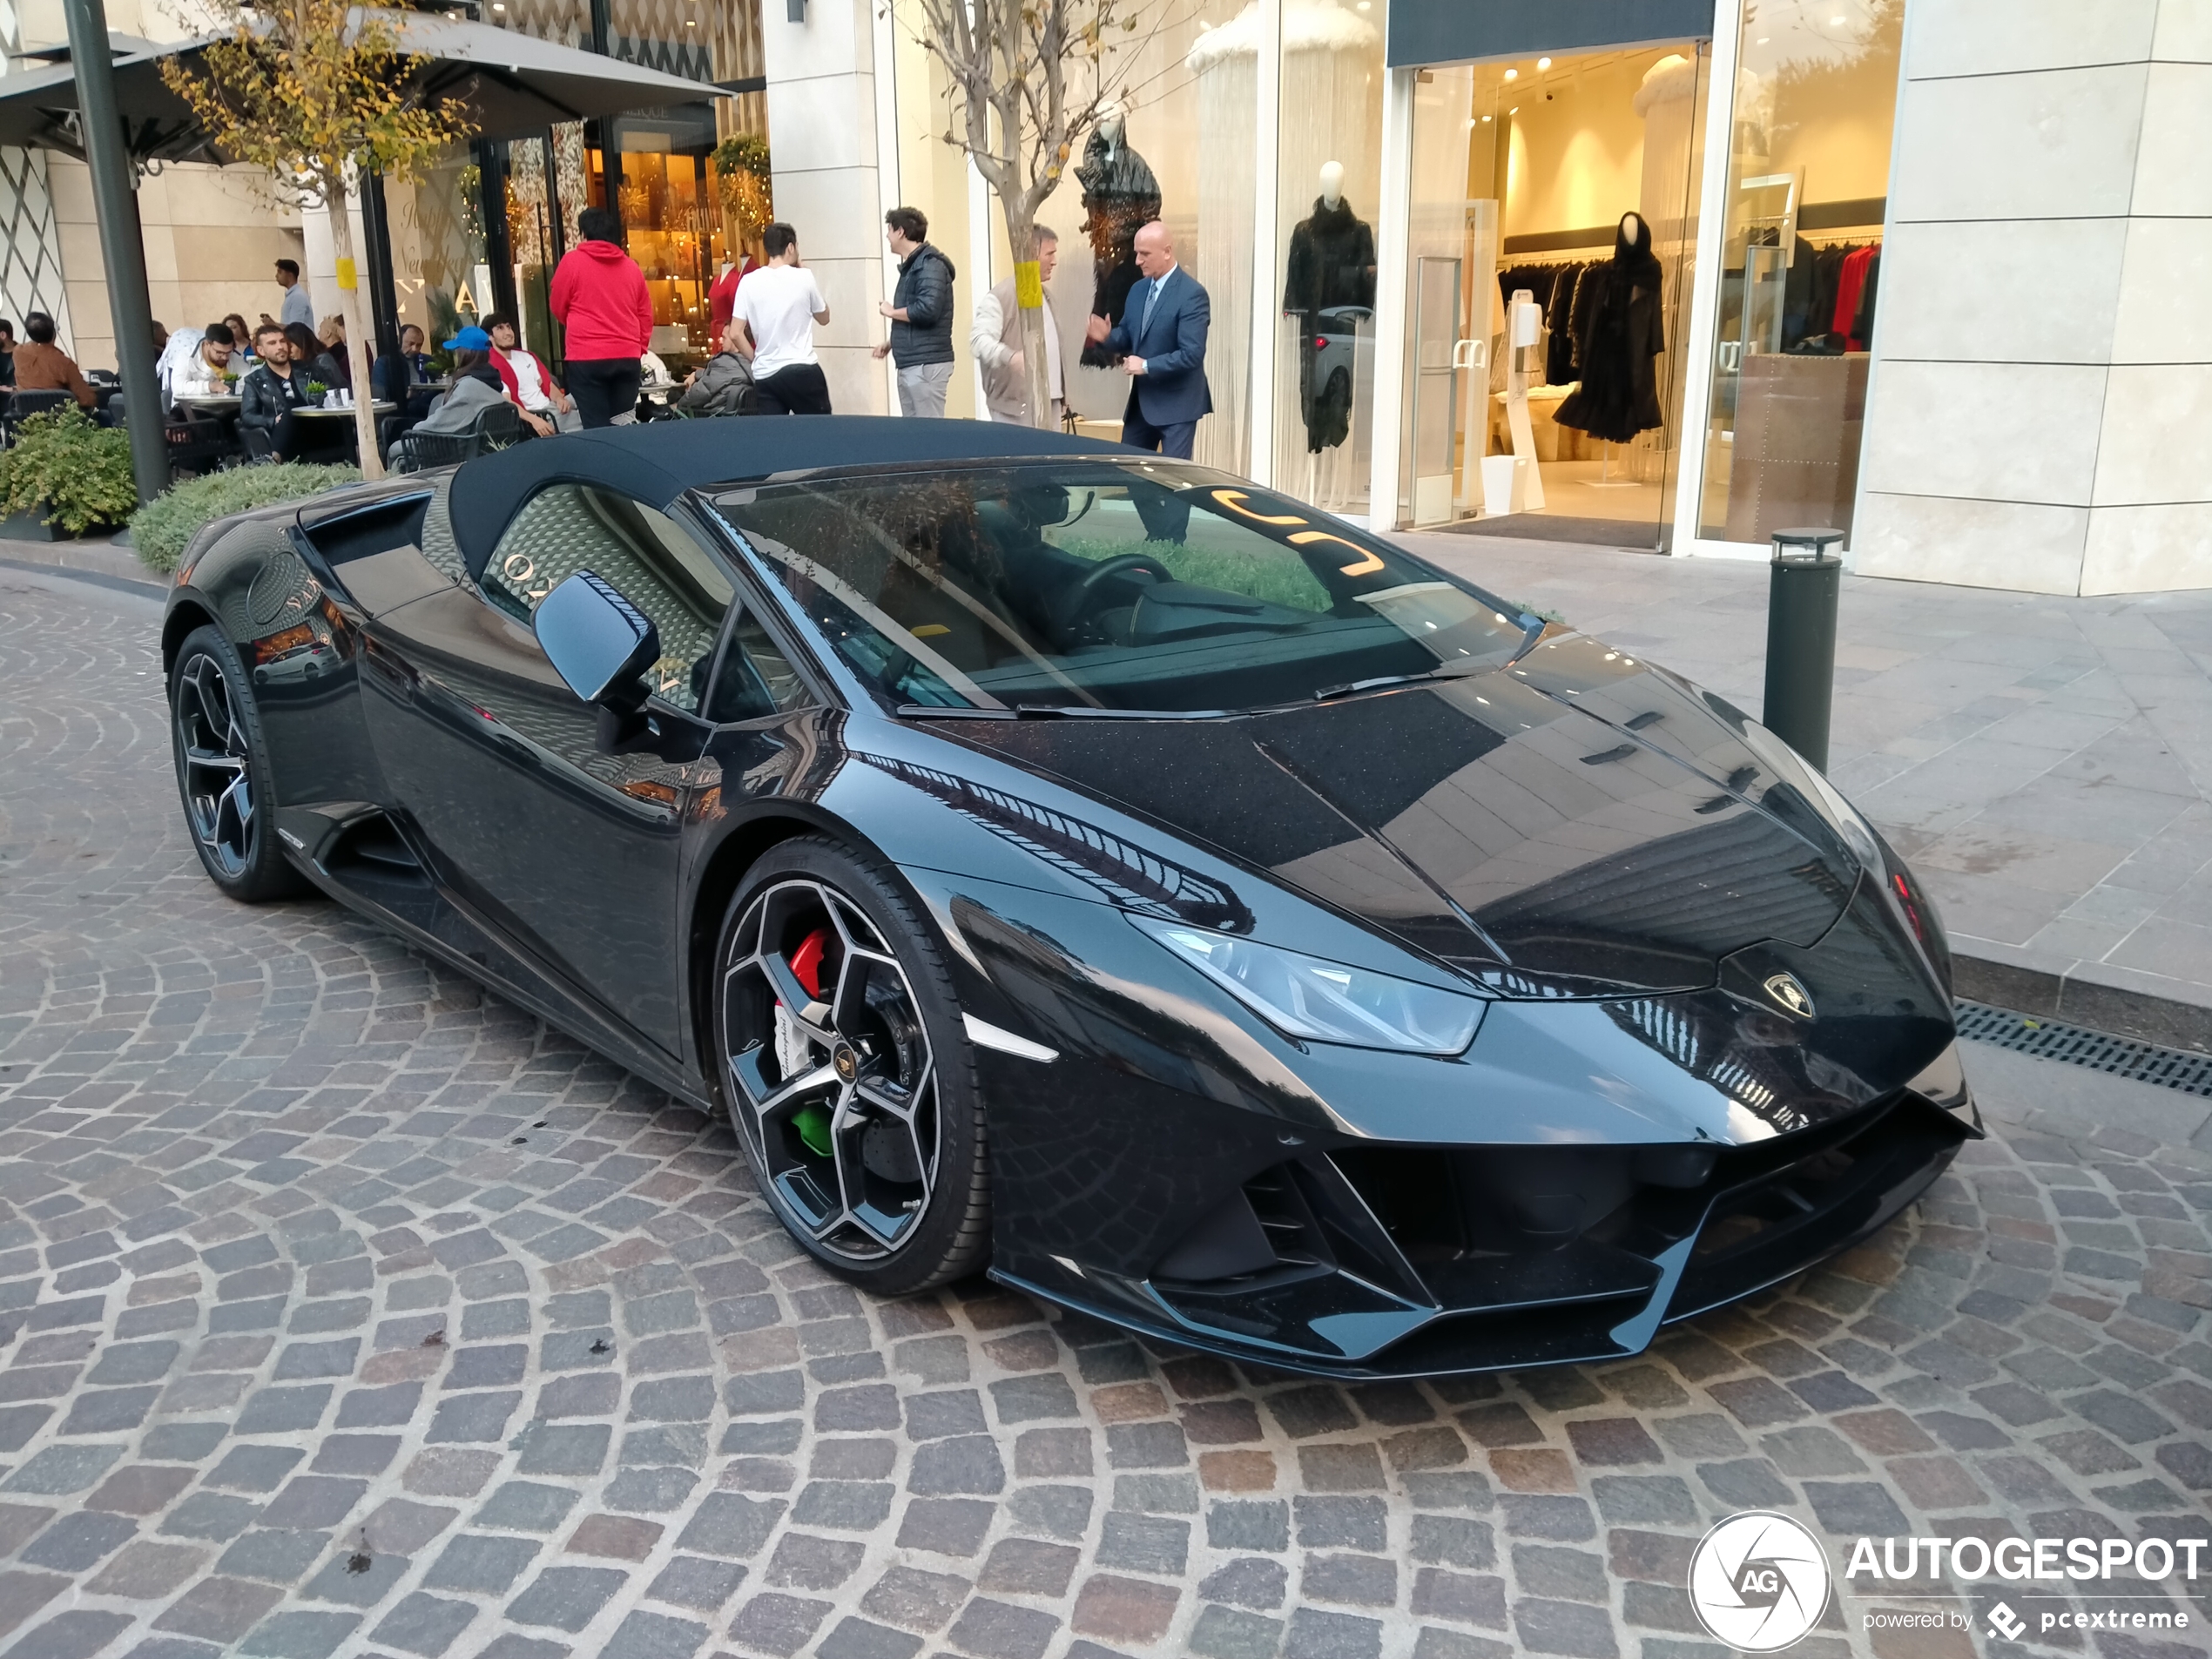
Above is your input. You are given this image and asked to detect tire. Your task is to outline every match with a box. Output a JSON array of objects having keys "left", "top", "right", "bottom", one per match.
[
  {"left": 711, "top": 836, "right": 989, "bottom": 1295},
  {"left": 169, "top": 624, "right": 308, "bottom": 902}
]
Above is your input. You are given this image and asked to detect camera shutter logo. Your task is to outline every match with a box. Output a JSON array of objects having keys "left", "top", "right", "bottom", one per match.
[{"left": 1688, "top": 1511, "right": 1831, "bottom": 1652}]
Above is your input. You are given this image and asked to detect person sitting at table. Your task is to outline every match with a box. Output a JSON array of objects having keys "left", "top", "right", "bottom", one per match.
[
  {"left": 482, "top": 312, "right": 576, "bottom": 436},
  {"left": 239, "top": 320, "right": 341, "bottom": 462},
  {"left": 224, "top": 314, "right": 254, "bottom": 364},
  {"left": 385, "top": 327, "right": 516, "bottom": 466},
  {"left": 13, "top": 312, "right": 97, "bottom": 408},
  {"left": 372, "top": 324, "right": 431, "bottom": 395},
  {"left": 675, "top": 320, "right": 757, "bottom": 417},
  {"left": 316, "top": 314, "right": 354, "bottom": 388},
  {"left": 169, "top": 322, "right": 239, "bottom": 403},
  {"left": 285, "top": 321, "right": 342, "bottom": 392}
]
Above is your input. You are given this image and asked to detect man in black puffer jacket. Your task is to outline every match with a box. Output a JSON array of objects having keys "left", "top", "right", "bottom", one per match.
[{"left": 872, "top": 206, "right": 956, "bottom": 417}]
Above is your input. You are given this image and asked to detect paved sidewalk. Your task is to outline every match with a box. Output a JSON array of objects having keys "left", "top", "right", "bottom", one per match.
[
  {"left": 4, "top": 559, "right": 2210, "bottom": 1659},
  {"left": 1405, "top": 533, "right": 2212, "bottom": 1051}
]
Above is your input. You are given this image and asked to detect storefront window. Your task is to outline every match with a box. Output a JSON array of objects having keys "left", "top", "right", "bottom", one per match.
[
  {"left": 885, "top": 0, "right": 1252, "bottom": 454},
  {"left": 1269, "top": 0, "right": 1384, "bottom": 517},
  {"left": 1399, "top": 44, "right": 1705, "bottom": 546},
  {"left": 1696, "top": 0, "right": 1902, "bottom": 547},
  {"left": 390, "top": 145, "right": 490, "bottom": 348}
]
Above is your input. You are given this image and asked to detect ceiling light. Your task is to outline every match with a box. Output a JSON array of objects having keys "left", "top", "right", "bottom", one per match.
[
  {"left": 1508, "top": 106, "right": 1519, "bottom": 115},
  {"left": 1503, "top": 67, "right": 1517, "bottom": 81},
  {"left": 1480, "top": 114, "right": 1492, "bottom": 123},
  {"left": 1536, "top": 57, "right": 1551, "bottom": 70}
]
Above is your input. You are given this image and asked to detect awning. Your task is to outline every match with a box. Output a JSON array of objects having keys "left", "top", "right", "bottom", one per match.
[{"left": 0, "top": 11, "right": 720, "bottom": 165}]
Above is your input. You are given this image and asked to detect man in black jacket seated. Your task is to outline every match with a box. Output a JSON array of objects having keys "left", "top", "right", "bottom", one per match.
[{"left": 238, "top": 320, "right": 342, "bottom": 462}]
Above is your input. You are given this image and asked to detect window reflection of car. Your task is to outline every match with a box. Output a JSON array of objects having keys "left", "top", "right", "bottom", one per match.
[
  {"left": 158, "top": 421, "right": 1975, "bottom": 1380},
  {"left": 251, "top": 637, "right": 335, "bottom": 685}
]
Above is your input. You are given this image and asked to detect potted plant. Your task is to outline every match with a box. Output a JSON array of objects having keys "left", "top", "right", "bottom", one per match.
[{"left": 0, "top": 407, "right": 138, "bottom": 541}]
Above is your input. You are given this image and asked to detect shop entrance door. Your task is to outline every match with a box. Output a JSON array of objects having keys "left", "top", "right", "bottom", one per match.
[{"left": 1397, "top": 45, "right": 1708, "bottom": 550}]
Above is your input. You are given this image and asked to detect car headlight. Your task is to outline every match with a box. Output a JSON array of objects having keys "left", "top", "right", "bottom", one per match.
[
  {"left": 1737, "top": 718, "right": 1881, "bottom": 870},
  {"left": 1135, "top": 919, "right": 1485, "bottom": 1055}
]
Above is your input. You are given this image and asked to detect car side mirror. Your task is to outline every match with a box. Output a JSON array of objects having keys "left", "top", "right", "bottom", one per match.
[{"left": 534, "top": 570, "right": 660, "bottom": 740}]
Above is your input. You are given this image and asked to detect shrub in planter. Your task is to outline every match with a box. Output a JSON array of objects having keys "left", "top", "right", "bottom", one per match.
[
  {"left": 131, "top": 462, "right": 361, "bottom": 573},
  {"left": 0, "top": 407, "right": 138, "bottom": 536}
]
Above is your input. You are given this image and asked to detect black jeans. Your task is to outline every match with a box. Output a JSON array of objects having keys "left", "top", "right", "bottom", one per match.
[
  {"left": 755, "top": 362, "right": 833, "bottom": 415},
  {"left": 565, "top": 357, "right": 644, "bottom": 428}
]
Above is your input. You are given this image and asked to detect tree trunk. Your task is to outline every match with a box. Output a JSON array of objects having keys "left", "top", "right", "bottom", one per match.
[
  {"left": 327, "top": 189, "right": 383, "bottom": 480},
  {"left": 1007, "top": 213, "right": 1054, "bottom": 429}
]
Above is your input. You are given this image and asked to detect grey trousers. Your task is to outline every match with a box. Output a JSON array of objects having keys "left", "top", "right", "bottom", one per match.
[{"left": 897, "top": 360, "right": 954, "bottom": 418}]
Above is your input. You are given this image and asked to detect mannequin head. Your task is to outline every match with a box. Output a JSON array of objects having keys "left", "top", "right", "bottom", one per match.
[
  {"left": 1096, "top": 101, "right": 1125, "bottom": 146},
  {"left": 1318, "top": 160, "right": 1344, "bottom": 209},
  {"left": 1622, "top": 212, "right": 1642, "bottom": 244}
]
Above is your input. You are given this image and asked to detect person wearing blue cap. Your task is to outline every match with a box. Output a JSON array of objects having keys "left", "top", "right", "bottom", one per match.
[{"left": 386, "top": 326, "right": 523, "bottom": 467}]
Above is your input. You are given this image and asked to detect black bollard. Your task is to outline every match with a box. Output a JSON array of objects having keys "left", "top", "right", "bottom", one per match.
[{"left": 1762, "top": 527, "right": 1844, "bottom": 772}]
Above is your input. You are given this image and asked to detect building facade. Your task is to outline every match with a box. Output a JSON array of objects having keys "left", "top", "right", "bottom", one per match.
[{"left": 2, "top": 0, "right": 2204, "bottom": 596}]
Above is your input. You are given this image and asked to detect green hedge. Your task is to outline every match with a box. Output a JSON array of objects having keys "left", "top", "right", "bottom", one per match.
[{"left": 131, "top": 463, "right": 361, "bottom": 573}]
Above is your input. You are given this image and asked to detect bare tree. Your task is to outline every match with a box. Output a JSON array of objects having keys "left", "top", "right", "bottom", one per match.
[
  {"left": 163, "top": 0, "right": 477, "bottom": 476},
  {"left": 901, "top": 0, "right": 1163, "bottom": 426}
]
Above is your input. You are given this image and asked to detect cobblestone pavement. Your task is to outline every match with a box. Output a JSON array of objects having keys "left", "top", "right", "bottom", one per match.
[{"left": 1, "top": 563, "right": 2209, "bottom": 1659}]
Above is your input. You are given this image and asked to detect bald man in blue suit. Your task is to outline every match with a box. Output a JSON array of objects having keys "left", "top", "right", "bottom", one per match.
[{"left": 1086, "top": 220, "right": 1212, "bottom": 461}]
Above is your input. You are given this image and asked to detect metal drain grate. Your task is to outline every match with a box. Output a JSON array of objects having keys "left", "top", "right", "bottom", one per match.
[{"left": 1954, "top": 999, "right": 2212, "bottom": 1097}]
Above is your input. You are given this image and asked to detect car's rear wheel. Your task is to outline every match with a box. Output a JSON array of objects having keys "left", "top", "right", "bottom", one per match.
[
  {"left": 713, "top": 837, "right": 989, "bottom": 1294},
  {"left": 170, "top": 624, "right": 307, "bottom": 902}
]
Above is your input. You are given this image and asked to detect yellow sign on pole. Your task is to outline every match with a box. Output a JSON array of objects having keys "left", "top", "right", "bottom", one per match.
[
  {"left": 1015, "top": 260, "right": 1044, "bottom": 311},
  {"left": 335, "top": 257, "right": 359, "bottom": 293}
]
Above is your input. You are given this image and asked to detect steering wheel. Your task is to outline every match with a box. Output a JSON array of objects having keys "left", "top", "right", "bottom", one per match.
[
  {"left": 1074, "top": 552, "right": 1171, "bottom": 603},
  {"left": 1051, "top": 552, "right": 1170, "bottom": 645}
]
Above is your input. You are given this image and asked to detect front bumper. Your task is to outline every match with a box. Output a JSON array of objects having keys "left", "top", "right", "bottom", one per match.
[{"left": 993, "top": 1080, "right": 1975, "bottom": 1379}]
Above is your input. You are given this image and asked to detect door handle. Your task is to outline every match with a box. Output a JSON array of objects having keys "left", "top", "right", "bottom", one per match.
[{"left": 1451, "top": 338, "right": 1487, "bottom": 370}]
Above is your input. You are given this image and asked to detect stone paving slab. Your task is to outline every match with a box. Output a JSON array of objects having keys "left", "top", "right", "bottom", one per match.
[
  {"left": 1, "top": 562, "right": 2209, "bottom": 1659},
  {"left": 1403, "top": 533, "right": 2212, "bottom": 1051}
]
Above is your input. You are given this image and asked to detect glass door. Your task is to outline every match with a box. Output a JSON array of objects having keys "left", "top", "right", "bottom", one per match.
[{"left": 1396, "top": 46, "right": 1707, "bottom": 548}]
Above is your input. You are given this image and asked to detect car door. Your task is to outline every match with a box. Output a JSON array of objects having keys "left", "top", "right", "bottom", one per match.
[{"left": 357, "top": 482, "right": 742, "bottom": 1056}]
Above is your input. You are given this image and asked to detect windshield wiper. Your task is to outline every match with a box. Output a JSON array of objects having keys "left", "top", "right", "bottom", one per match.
[
  {"left": 1311, "top": 612, "right": 1548, "bottom": 703},
  {"left": 1312, "top": 658, "right": 1491, "bottom": 703},
  {"left": 894, "top": 703, "right": 1228, "bottom": 721}
]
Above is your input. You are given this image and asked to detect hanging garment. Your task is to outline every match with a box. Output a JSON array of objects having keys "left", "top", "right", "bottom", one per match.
[
  {"left": 1848, "top": 248, "right": 1879, "bottom": 350},
  {"left": 1831, "top": 246, "right": 1875, "bottom": 347},
  {"left": 1284, "top": 197, "right": 1378, "bottom": 453},
  {"left": 1554, "top": 213, "right": 1667, "bottom": 443}
]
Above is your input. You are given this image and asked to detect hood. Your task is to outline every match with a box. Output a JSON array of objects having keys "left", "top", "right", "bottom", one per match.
[
  {"left": 1614, "top": 212, "right": 1662, "bottom": 287},
  {"left": 941, "top": 640, "right": 1863, "bottom": 997},
  {"left": 903, "top": 242, "right": 957, "bottom": 284},
  {"left": 574, "top": 239, "right": 632, "bottom": 265}
]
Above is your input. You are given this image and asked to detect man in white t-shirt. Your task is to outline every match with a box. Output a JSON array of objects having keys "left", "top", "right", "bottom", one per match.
[{"left": 730, "top": 221, "right": 832, "bottom": 415}]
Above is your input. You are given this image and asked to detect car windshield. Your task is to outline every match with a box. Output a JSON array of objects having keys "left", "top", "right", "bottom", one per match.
[{"left": 712, "top": 460, "right": 1532, "bottom": 715}]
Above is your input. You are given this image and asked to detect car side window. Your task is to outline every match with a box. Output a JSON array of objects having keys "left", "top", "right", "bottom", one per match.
[
  {"left": 703, "top": 607, "right": 813, "bottom": 722},
  {"left": 483, "top": 484, "right": 734, "bottom": 713}
]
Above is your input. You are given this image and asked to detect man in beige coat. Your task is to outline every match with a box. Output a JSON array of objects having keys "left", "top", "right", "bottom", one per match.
[{"left": 970, "top": 226, "right": 1063, "bottom": 424}]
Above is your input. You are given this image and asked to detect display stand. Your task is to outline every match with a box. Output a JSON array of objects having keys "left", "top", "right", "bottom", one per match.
[
  {"left": 1500, "top": 289, "right": 1546, "bottom": 512},
  {"left": 1588, "top": 441, "right": 1639, "bottom": 487}
]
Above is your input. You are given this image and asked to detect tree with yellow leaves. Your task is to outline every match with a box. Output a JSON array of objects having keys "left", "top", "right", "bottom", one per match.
[
  {"left": 901, "top": 0, "right": 1163, "bottom": 427},
  {"left": 162, "top": 0, "right": 478, "bottom": 476}
]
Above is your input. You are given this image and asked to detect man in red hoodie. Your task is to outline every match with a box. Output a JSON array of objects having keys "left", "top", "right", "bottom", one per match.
[{"left": 549, "top": 206, "right": 654, "bottom": 428}]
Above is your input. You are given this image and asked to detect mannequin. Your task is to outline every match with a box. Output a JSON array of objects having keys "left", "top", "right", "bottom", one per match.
[
  {"left": 1282, "top": 160, "right": 1376, "bottom": 453},
  {"left": 1076, "top": 101, "right": 1162, "bottom": 367},
  {"left": 1554, "top": 211, "right": 1666, "bottom": 447}
]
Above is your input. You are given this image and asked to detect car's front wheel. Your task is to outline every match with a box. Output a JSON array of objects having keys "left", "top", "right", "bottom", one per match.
[
  {"left": 712, "top": 837, "right": 989, "bottom": 1294},
  {"left": 169, "top": 624, "right": 307, "bottom": 902}
]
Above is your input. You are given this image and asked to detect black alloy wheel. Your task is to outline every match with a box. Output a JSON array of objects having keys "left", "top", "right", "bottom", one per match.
[
  {"left": 714, "top": 837, "right": 989, "bottom": 1293},
  {"left": 169, "top": 624, "right": 307, "bottom": 901}
]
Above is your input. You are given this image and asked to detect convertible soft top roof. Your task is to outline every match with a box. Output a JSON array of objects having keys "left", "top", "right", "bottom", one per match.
[{"left": 446, "top": 417, "right": 1128, "bottom": 579}]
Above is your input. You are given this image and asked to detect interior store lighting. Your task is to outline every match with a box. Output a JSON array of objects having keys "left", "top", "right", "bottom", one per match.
[{"left": 1503, "top": 67, "right": 1518, "bottom": 80}]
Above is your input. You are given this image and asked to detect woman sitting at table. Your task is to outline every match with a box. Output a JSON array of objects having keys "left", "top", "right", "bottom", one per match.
[
  {"left": 285, "top": 321, "right": 343, "bottom": 391},
  {"left": 317, "top": 314, "right": 354, "bottom": 388},
  {"left": 385, "top": 327, "right": 516, "bottom": 466},
  {"left": 224, "top": 314, "right": 254, "bottom": 365},
  {"left": 170, "top": 322, "right": 239, "bottom": 403}
]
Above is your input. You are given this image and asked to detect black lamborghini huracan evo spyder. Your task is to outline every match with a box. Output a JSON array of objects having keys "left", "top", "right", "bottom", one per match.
[{"left": 163, "top": 420, "right": 1975, "bottom": 1378}]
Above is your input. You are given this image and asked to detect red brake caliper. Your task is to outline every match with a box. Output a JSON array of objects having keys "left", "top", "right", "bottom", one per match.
[{"left": 781, "top": 928, "right": 834, "bottom": 1156}]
